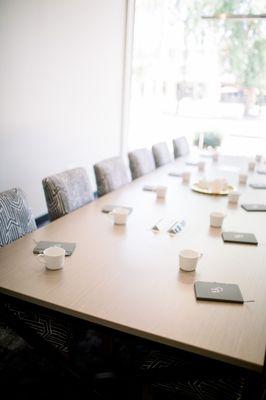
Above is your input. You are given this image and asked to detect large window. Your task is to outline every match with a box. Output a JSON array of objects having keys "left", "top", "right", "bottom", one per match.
[{"left": 128, "top": 0, "right": 266, "bottom": 155}]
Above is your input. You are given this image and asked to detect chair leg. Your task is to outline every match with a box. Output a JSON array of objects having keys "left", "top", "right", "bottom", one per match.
[
  {"left": 101, "top": 332, "right": 114, "bottom": 357},
  {"left": 141, "top": 383, "right": 153, "bottom": 400}
]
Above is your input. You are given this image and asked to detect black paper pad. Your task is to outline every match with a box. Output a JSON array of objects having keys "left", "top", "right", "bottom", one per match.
[
  {"left": 33, "top": 241, "right": 76, "bottom": 256},
  {"left": 241, "top": 204, "right": 266, "bottom": 212},
  {"left": 222, "top": 231, "right": 258, "bottom": 245},
  {"left": 101, "top": 205, "right": 133, "bottom": 214},
  {"left": 142, "top": 185, "right": 157, "bottom": 191},
  {"left": 194, "top": 281, "right": 244, "bottom": 304},
  {"left": 249, "top": 183, "right": 266, "bottom": 189}
]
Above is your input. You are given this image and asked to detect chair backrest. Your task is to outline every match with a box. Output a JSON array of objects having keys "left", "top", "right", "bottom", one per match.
[
  {"left": 94, "top": 156, "right": 130, "bottom": 197},
  {"left": 173, "top": 136, "right": 189, "bottom": 158},
  {"left": 0, "top": 188, "right": 36, "bottom": 247},
  {"left": 128, "top": 148, "right": 156, "bottom": 179},
  {"left": 42, "top": 167, "right": 94, "bottom": 221},
  {"left": 152, "top": 142, "right": 171, "bottom": 167}
]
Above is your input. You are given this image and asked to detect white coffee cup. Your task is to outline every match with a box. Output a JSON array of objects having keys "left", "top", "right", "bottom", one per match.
[
  {"left": 198, "top": 161, "right": 205, "bottom": 172},
  {"left": 212, "top": 152, "right": 219, "bottom": 162},
  {"left": 156, "top": 185, "right": 167, "bottom": 199},
  {"left": 210, "top": 211, "right": 226, "bottom": 228},
  {"left": 182, "top": 171, "right": 191, "bottom": 183},
  {"left": 228, "top": 190, "right": 240, "bottom": 204},
  {"left": 239, "top": 173, "right": 247, "bottom": 185},
  {"left": 179, "top": 249, "right": 203, "bottom": 272},
  {"left": 209, "top": 179, "right": 227, "bottom": 193},
  {"left": 110, "top": 207, "right": 129, "bottom": 225},
  {"left": 248, "top": 161, "right": 255, "bottom": 172},
  {"left": 37, "top": 246, "right": 65, "bottom": 270},
  {"left": 255, "top": 154, "right": 262, "bottom": 163}
]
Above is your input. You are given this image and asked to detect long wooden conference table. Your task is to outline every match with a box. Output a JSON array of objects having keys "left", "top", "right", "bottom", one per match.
[{"left": 1, "top": 154, "right": 266, "bottom": 373}]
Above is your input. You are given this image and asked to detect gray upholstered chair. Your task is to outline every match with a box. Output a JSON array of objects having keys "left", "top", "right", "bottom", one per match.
[
  {"left": 42, "top": 167, "right": 94, "bottom": 221},
  {"left": 0, "top": 188, "right": 120, "bottom": 385},
  {"left": 0, "top": 188, "right": 36, "bottom": 247},
  {"left": 173, "top": 136, "right": 190, "bottom": 158},
  {"left": 152, "top": 142, "right": 171, "bottom": 167},
  {"left": 128, "top": 148, "right": 156, "bottom": 180},
  {"left": 94, "top": 156, "right": 130, "bottom": 197},
  {"left": 0, "top": 187, "right": 73, "bottom": 355},
  {"left": 135, "top": 348, "right": 254, "bottom": 400}
]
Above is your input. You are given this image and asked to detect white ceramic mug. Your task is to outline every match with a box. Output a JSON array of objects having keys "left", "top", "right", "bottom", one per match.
[
  {"left": 156, "top": 185, "right": 167, "bottom": 199},
  {"left": 228, "top": 190, "right": 240, "bottom": 204},
  {"left": 255, "top": 154, "right": 262, "bottom": 163},
  {"left": 212, "top": 152, "right": 219, "bottom": 162},
  {"left": 179, "top": 249, "right": 203, "bottom": 272},
  {"left": 37, "top": 246, "right": 65, "bottom": 270},
  {"left": 210, "top": 211, "right": 226, "bottom": 228},
  {"left": 182, "top": 171, "right": 191, "bottom": 183},
  {"left": 248, "top": 161, "right": 255, "bottom": 172},
  {"left": 239, "top": 173, "right": 247, "bottom": 185},
  {"left": 109, "top": 207, "right": 129, "bottom": 225},
  {"left": 209, "top": 179, "right": 227, "bottom": 193},
  {"left": 198, "top": 161, "right": 205, "bottom": 172}
]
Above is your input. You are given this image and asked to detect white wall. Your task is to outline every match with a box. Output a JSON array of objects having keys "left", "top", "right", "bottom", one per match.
[{"left": 0, "top": 0, "right": 127, "bottom": 217}]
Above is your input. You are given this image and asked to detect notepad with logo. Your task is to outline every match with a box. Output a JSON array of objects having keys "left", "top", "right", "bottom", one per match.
[
  {"left": 33, "top": 241, "right": 76, "bottom": 256},
  {"left": 185, "top": 159, "right": 199, "bottom": 166},
  {"left": 101, "top": 205, "right": 133, "bottom": 214},
  {"left": 142, "top": 185, "right": 157, "bottom": 191},
  {"left": 241, "top": 204, "right": 266, "bottom": 212},
  {"left": 249, "top": 183, "right": 266, "bottom": 189},
  {"left": 194, "top": 281, "right": 244, "bottom": 304},
  {"left": 168, "top": 172, "right": 182, "bottom": 177},
  {"left": 257, "top": 169, "right": 266, "bottom": 175},
  {"left": 222, "top": 231, "right": 258, "bottom": 245}
]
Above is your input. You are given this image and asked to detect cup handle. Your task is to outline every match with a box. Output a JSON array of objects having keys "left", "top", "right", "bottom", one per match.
[{"left": 37, "top": 254, "right": 46, "bottom": 264}]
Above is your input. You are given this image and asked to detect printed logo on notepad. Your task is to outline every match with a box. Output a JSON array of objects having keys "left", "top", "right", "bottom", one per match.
[
  {"left": 234, "top": 234, "right": 244, "bottom": 239},
  {"left": 211, "top": 287, "right": 224, "bottom": 294}
]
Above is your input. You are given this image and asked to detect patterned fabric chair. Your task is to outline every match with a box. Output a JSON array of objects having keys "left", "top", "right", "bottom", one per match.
[
  {"left": 152, "top": 142, "right": 171, "bottom": 167},
  {"left": 1, "top": 298, "right": 74, "bottom": 355},
  {"left": 173, "top": 136, "right": 190, "bottom": 158},
  {"left": 139, "top": 349, "right": 252, "bottom": 400},
  {"left": 94, "top": 156, "right": 130, "bottom": 197},
  {"left": 0, "top": 188, "right": 36, "bottom": 247},
  {"left": 0, "top": 188, "right": 72, "bottom": 356},
  {"left": 114, "top": 339, "right": 258, "bottom": 400},
  {"left": 128, "top": 148, "right": 156, "bottom": 180},
  {"left": 42, "top": 167, "right": 94, "bottom": 221}
]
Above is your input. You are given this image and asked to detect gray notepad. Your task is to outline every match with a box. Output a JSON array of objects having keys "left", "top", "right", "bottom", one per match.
[
  {"left": 194, "top": 281, "right": 244, "bottom": 304},
  {"left": 249, "top": 183, "right": 266, "bottom": 189},
  {"left": 168, "top": 172, "right": 182, "bottom": 177},
  {"left": 33, "top": 241, "right": 76, "bottom": 256},
  {"left": 185, "top": 160, "right": 199, "bottom": 166},
  {"left": 222, "top": 231, "right": 258, "bottom": 245},
  {"left": 142, "top": 185, "right": 157, "bottom": 191},
  {"left": 241, "top": 204, "right": 266, "bottom": 212},
  {"left": 101, "top": 205, "right": 133, "bottom": 214}
]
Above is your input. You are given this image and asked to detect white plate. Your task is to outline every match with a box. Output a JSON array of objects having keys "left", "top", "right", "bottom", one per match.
[{"left": 191, "top": 183, "right": 235, "bottom": 195}]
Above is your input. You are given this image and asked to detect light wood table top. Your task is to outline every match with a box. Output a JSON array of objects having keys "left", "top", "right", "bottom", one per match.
[{"left": 1, "top": 154, "right": 266, "bottom": 371}]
